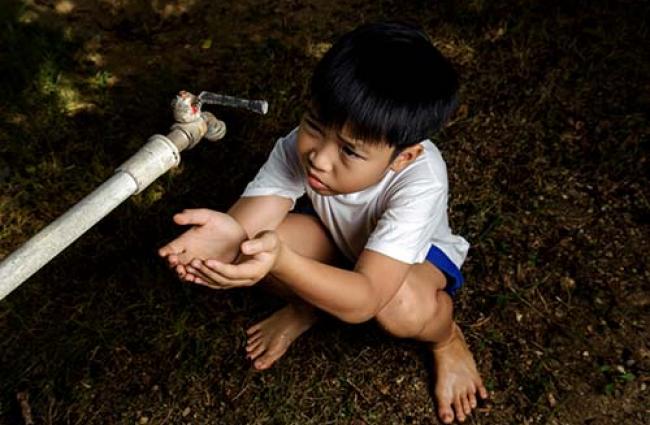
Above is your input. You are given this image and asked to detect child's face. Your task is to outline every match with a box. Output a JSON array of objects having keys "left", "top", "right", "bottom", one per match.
[{"left": 296, "top": 111, "right": 397, "bottom": 195}]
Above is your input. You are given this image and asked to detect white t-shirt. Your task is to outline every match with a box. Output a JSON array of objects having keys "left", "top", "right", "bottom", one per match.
[{"left": 242, "top": 128, "right": 469, "bottom": 268}]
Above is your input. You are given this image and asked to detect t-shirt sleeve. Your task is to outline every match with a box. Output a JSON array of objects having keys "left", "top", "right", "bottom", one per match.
[
  {"left": 241, "top": 128, "right": 305, "bottom": 207},
  {"left": 365, "top": 180, "right": 446, "bottom": 264}
]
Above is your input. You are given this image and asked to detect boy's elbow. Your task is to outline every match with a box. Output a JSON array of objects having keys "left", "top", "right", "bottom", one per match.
[
  {"left": 335, "top": 279, "right": 382, "bottom": 324},
  {"left": 339, "top": 310, "right": 373, "bottom": 324},
  {"left": 337, "top": 300, "right": 380, "bottom": 324}
]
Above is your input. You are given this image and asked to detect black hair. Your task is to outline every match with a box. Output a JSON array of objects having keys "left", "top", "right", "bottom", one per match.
[{"left": 310, "top": 21, "right": 459, "bottom": 149}]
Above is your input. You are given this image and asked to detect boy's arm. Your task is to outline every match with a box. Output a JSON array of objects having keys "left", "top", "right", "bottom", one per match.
[
  {"left": 227, "top": 195, "right": 293, "bottom": 239},
  {"left": 272, "top": 246, "right": 410, "bottom": 323},
  {"left": 193, "top": 235, "right": 410, "bottom": 324}
]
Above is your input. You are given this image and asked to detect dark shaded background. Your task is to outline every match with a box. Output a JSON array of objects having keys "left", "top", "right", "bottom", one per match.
[{"left": 0, "top": 0, "right": 648, "bottom": 423}]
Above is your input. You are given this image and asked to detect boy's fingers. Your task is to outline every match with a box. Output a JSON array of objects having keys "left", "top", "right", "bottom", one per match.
[
  {"left": 192, "top": 260, "right": 228, "bottom": 279},
  {"left": 159, "top": 239, "right": 186, "bottom": 257},
  {"left": 177, "top": 265, "right": 198, "bottom": 283},
  {"left": 167, "top": 254, "right": 179, "bottom": 266},
  {"left": 179, "top": 267, "right": 204, "bottom": 285},
  {"left": 194, "top": 271, "right": 253, "bottom": 288},
  {"left": 192, "top": 276, "right": 221, "bottom": 288},
  {"left": 241, "top": 232, "right": 277, "bottom": 255},
  {"left": 201, "top": 259, "right": 262, "bottom": 280},
  {"left": 186, "top": 265, "right": 214, "bottom": 283},
  {"left": 176, "top": 252, "right": 193, "bottom": 265},
  {"left": 173, "top": 208, "right": 214, "bottom": 226},
  {"left": 240, "top": 241, "right": 258, "bottom": 255},
  {"left": 190, "top": 261, "right": 256, "bottom": 287},
  {"left": 158, "top": 243, "right": 175, "bottom": 257},
  {"left": 175, "top": 264, "right": 186, "bottom": 275}
]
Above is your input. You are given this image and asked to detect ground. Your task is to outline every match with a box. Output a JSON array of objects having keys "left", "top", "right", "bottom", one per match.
[{"left": 0, "top": 0, "right": 649, "bottom": 424}]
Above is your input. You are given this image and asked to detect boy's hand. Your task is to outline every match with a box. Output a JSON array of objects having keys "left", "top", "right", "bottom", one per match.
[
  {"left": 185, "top": 231, "right": 282, "bottom": 289},
  {"left": 158, "top": 209, "right": 247, "bottom": 282}
]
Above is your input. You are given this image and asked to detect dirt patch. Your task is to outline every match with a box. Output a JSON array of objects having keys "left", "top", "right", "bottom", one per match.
[{"left": 1, "top": 0, "right": 648, "bottom": 424}]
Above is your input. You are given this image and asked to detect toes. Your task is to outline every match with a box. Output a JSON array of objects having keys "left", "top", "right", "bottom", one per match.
[
  {"left": 245, "top": 335, "right": 261, "bottom": 348},
  {"left": 477, "top": 381, "right": 489, "bottom": 399},
  {"left": 254, "top": 357, "right": 271, "bottom": 370},
  {"left": 254, "top": 347, "right": 284, "bottom": 370},
  {"left": 461, "top": 394, "right": 472, "bottom": 416},
  {"left": 246, "top": 339, "right": 262, "bottom": 353},
  {"left": 246, "top": 339, "right": 263, "bottom": 354},
  {"left": 246, "top": 338, "right": 264, "bottom": 352},
  {"left": 248, "top": 343, "right": 267, "bottom": 360},
  {"left": 453, "top": 397, "right": 466, "bottom": 422},
  {"left": 437, "top": 403, "right": 454, "bottom": 424},
  {"left": 247, "top": 331, "right": 263, "bottom": 344},
  {"left": 246, "top": 323, "right": 262, "bottom": 335},
  {"left": 469, "top": 391, "right": 478, "bottom": 409}
]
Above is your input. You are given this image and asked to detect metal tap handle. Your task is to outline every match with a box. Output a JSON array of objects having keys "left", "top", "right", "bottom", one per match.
[{"left": 198, "top": 91, "right": 268, "bottom": 115}]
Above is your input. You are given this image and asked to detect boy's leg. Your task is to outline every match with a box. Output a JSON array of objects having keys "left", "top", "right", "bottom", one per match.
[
  {"left": 375, "top": 262, "right": 487, "bottom": 424},
  {"left": 245, "top": 213, "right": 342, "bottom": 370}
]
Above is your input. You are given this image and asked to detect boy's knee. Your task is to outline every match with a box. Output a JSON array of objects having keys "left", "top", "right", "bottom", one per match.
[
  {"left": 376, "top": 284, "right": 433, "bottom": 339},
  {"left": 275, "top": 214, "right": 339, "bottom": 263}
]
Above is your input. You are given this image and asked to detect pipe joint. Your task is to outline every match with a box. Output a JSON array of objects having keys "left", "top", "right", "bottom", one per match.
[
  {"left": 170, "top": 119, "right": 208, "bottom": 150},
  {"left": 116, "top": 135, "right": 180, "bottom": 194},
  {"left": 201, "top": 112, "right": 227, "bottom": 142}
]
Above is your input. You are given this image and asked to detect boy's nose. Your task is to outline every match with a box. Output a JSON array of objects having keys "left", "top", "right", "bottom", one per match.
[{"left": 309, "top": 146, "right": 334, "bottom": 172}]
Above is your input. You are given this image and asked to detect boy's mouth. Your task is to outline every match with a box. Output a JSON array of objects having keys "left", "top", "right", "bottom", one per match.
[{"left": 307, "top": 171, "right": 330, "bottom": 191}]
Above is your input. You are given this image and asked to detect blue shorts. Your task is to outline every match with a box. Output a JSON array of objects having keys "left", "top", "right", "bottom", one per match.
[
  {"left": 294, "top": 197, "right": 465, "bottom": 296},
  {"left": 425, "top": 245, "right": 464, "bottom": 297}
]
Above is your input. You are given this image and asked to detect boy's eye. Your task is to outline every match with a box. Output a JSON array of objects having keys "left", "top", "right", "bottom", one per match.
[{"left": 341, "top": 145, "right": 362, "bottom": 158}]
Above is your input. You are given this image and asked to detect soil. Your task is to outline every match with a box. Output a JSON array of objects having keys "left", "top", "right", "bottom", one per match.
[{"left": 0, "top": 0, "right": 648, "bottom": 424}]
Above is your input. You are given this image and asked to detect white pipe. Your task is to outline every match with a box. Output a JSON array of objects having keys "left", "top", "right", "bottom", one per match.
[
  {"left": 0, "top": 135, "right": 180, "bottom": 300},
  {"left": 0, "top": 89, "right": 241, "bottom": 301},
  {"left": 0, "top": 173, "right": 137, "bottom": 299}
]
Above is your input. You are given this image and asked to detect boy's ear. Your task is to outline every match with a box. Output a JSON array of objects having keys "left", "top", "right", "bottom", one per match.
[{"left": 390, "top": 144, "right": 424, "bottom": 172}]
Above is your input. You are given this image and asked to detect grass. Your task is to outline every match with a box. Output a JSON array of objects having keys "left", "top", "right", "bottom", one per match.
[{"left": 1, "top": 0, "right": 649, "bottom": 424}]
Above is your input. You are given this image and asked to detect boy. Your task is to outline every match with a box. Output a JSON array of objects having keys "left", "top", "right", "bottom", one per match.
[{"left": 159, "top": 22, "right": 487, "bottom": 423}]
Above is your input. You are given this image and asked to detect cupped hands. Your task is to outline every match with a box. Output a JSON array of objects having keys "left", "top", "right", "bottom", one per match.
[{"left": 186, "top": 230, "right": 283, "bottom": 289}]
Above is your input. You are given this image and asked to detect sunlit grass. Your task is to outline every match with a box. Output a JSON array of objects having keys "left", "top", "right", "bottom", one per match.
[
  {"left": 433, "top": 38, "right": 476, "bottom": 66},
  {"left": 54, "top": 0, "right": 75, "bottom": 14},
  {"left": 35, "top": 60, "right": 95, "bottom": 114},
  {"left": 305, "top": 41, "right": 331, "bottom": 59}
]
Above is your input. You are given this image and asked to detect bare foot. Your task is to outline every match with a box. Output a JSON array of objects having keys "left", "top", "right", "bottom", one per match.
[
  {"left": 245, "top": 303, "right": 317, "bottom": 370},
  {"left": 432, "top": 324, "right": 488, "bottom": 423}
]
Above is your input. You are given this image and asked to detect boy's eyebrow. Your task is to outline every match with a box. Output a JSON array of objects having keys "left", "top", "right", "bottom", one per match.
[
  {"left": 303, "top": 112, "right": 322, "bottom": 127},
  {"left": 303, "top": 111, "right": 369, "bottom": 156},
  {"left": 304, "top": 109, "right": 320, "bottom": 124},
  {"left": 337, "top": 131, "right": 369, "bottom": 154},
  {"left": 337, "top": 132, "right": 357, "bottom": 147}
]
